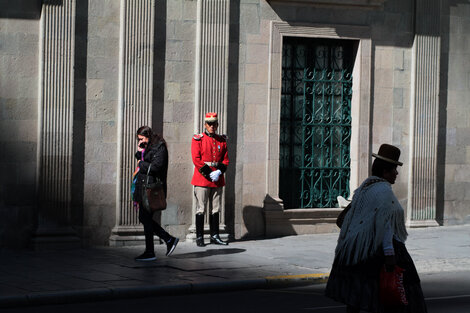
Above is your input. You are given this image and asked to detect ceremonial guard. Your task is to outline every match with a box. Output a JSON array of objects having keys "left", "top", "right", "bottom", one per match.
[{"left": 191, "top": 112, "right": 229, "bottom": 247}]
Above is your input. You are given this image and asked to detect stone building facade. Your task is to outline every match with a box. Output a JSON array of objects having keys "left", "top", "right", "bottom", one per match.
[{"left": 1, "top": 0, "right": 469, "bottom": 248}]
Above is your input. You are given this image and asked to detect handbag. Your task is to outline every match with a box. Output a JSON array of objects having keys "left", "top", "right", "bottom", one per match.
[
  {"left": 379, "top": 265, "right": 408, "bottom": 306},
  {"left": 141, "top": 164, "right": 167, "bottom": 212}
]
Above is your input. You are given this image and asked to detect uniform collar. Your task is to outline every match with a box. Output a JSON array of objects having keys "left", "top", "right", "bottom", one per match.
[{"left": 205, "top": 130, "right": 216, "bottom": 138}]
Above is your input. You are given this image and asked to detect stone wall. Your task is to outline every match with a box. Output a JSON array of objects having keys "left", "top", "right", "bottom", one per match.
[
  {"left": 162, "top": 0, "right": 198, "bottom": 239},
  {"left": 238, "top": 0, "right": 416, "bottom": 238},
  {"left": 80, "top": 0, "right": 121, "bottom": 245},
  {"left": 0, "top": 16, "right": 39, "bottom": 247},
  {"left": 0, "top": 0, "right": 469, "bottom": 248},
  {"left": 443, "top": 1, "right": 470, "bottom": 225}
]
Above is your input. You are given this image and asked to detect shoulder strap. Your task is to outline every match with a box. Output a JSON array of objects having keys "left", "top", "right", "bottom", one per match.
[
  {"left": 145, "top": 164, "right": 152, "bottom": 185},
  {"left": 193, "top": 133, "right": 204, "bottom": 140}
]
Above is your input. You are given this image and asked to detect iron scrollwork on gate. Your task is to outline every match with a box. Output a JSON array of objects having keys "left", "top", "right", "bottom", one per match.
[{"left": 280, "top": 38, "right": 354, "bottom": 209}]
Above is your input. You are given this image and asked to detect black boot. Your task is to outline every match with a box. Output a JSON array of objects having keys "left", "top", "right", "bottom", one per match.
[
  {"left": 195, "top": 213, "right": 205, "bottom": 247},
  {"left": 210, "top": 212, "right": 228, "bottom": 245}
]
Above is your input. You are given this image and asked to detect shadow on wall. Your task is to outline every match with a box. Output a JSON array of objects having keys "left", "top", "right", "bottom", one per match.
[
  {"left": 268, "top": 1, "right": 414, "bottom": 48},
  {"left": 0, "top": 0, "right": 45, "bottom": 247},
  {"left": 151, "top": 0, "right": 167, "bottom": 135},
  {"left": 434, "top": 0, "right": 466, "bottom": 225},
  {"left": 239, "top": 205, "right": 267, "bottom": 241},
  {"left": 261, "top": 194, "right": 296, "bottom": 239},
  {"left": 70, "top": 0, "right": 88, "bottom": 241},
  {"left": 0, "top": 216, "right": 33, "bottom": 248},
  {"left": 224, "top": 0, "right": 240, "bottom": 238},
  {"left": 0, "top": 134, "right": 37, "bottom": 247},
  {"left": 0, "top": 0, "right": 46, "bottom": 19},
  {"left": 150, "top": 0, "right": 168, "bottom": 234}
]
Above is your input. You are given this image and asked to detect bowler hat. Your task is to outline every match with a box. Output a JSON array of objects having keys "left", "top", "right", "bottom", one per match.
[{"left": 372, "top": 144, "right": 403, "bottom": 166}]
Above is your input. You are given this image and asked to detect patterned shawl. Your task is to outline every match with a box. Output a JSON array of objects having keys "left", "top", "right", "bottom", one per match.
[{"left": 334, "top": 176, "right": 408, "bottom": 266}]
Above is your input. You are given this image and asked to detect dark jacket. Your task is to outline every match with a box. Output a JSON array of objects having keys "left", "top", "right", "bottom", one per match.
[{"left": 133, "top": 140, "right": 168, "bottom": 202}]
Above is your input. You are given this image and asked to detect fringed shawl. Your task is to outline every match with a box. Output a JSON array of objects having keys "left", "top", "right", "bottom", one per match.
[{"left": 334, "top": 176, "right": 408, "bottom": 266}]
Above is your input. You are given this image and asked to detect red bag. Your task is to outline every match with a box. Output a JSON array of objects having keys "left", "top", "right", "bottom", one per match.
[{"left": 379, "top": 265, "right": 408, "bottom": 306}]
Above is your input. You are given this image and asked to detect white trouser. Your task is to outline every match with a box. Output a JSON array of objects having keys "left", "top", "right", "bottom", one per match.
[{"left": 194, "top": 186, "right": 223, "bottom": 215}]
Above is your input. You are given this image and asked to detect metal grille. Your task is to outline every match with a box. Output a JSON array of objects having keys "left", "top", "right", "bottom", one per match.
[{"left": 280, "top": 38, "right": 354, "bottom": 208}]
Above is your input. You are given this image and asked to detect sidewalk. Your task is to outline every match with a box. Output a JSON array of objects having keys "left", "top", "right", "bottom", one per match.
[{"left": 0, "top": 225, "right": 469, "bottom": 308}]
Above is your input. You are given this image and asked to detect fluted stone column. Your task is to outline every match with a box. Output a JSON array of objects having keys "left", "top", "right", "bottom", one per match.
[
  {"left": 407, "top": 0, "right": 441, "bottom": 227},
  {"left": 188, "top": 0, "right": 230, "bottom": 241},
  {"left": 35, "top": 0, "right": 80, "bottom": 247},
  {"left": 109, "top": 0, "right": 156, "bottom": 246}
]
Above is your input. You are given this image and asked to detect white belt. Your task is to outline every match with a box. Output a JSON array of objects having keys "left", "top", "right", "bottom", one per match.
[{"left": 204, "top": 162, "right": 220, "bottom": 167}]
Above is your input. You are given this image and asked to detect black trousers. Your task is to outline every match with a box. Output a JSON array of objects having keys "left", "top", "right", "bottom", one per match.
[{"left": 138, "top": 205, "right": 171, "bottom": 252}]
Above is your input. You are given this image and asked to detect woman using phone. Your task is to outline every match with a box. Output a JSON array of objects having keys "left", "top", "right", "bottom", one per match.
[{"left": 132, "top": 126, "right": 179, "bottom": 261}]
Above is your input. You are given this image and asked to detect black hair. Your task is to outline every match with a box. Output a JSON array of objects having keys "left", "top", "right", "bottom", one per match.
[
  {"left": 136, "top": 126, "right": 166, "bottom": 146},
  {"left": 371, "top": 158, "right": 397, "bottom": 178}
]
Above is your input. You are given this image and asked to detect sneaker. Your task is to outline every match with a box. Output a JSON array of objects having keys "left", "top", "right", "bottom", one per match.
[
  {"left": 166, "top": 237, "right": 179, "bottom": 256},
  {"left": 135, "top": 251, "right": 156, "bottom": 261}
]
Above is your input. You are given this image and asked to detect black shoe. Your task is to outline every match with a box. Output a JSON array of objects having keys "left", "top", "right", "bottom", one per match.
[
  {"left": 210, "top": 234, "right": 228, "bottom": 245},
  {"left": 166, "top": 237, "right": 179, "bottom": 256},
  {"left": 135, "top": 251, "right": 156, "bottom": 261},
  {"left": 196, "top": 236, "right": 205, "bottom": 247}
]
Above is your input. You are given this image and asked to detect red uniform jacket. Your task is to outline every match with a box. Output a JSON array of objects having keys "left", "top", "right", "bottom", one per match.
[{"left": 191, "top": 132, "right": 229, "bottom": 187}]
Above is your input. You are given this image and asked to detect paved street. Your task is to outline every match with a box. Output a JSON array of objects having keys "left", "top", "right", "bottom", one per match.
[
  {"left": 0, "top": 225, "right": 469, "bottom": 309},
  {"left": 3, "top": 271, "right": 470, "bottom": 313}
]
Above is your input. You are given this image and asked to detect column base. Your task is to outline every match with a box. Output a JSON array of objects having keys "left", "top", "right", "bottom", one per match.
[
  {"left": 109, "top": 225, "right": 164, "bottom": 247},
  {"left": 407, "top": 219, "right": 440, "bottom": 228},
  {"left": 109, "top": 225, "right": 144, "bottom": 247},
  {"left": 32, "top": 226, "right": 81, "bottom": 250},
  {"left": 263, "top": 195, "right": 349, "bottom": 236},
  {"left": 185, "top": 224, "right": 229, "bottom": 242},
  {"left": 264, "top": 207, "right": 341, "bottom": 237}
]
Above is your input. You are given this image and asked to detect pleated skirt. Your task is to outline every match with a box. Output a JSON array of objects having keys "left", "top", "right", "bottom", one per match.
[{"left": 325, "top": 240, "right": 427, "bottom": 313}]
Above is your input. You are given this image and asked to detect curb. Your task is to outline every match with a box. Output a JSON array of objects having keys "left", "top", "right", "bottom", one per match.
[
  {"left": 266, "top": 273, "right": 330, "bottom": 286},
  {"left": 0, "top": 274, "right": 329, "bottom": 308}
]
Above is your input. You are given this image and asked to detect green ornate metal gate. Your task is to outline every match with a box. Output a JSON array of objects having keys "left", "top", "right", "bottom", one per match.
[{"left": 279, "top": 37, "right": 354, "bottom": 209}]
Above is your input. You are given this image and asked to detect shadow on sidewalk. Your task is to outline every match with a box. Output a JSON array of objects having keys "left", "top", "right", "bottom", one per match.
[{"left": 173, "top": 248, "right": 245, "bottom": 259}]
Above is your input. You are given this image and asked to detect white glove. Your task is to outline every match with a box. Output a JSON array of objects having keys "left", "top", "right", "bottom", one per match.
[{"left": 209, "top": 169, "right": 222, "bottom": 182}]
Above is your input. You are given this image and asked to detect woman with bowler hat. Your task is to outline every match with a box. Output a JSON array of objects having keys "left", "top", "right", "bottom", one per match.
[{"left": 325, "top": 144, "right": 427, "bottom": 313}]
